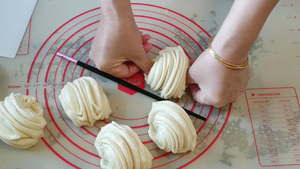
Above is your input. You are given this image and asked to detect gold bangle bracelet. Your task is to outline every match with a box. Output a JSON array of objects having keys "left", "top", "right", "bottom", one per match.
[{"left": 208, "top": 37, "right": 249, "bottom": 70}]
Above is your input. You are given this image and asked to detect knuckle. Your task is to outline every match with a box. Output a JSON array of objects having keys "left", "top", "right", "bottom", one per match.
[
  {"left": 89, "top": 50, "right": 96, "bottom": 60},
  {"left": 206, "top": 94, "right": 229, "bottom": 108},
  {"left": 211, "top": 99, "right": 226, "bottom": 108},
  {"left": 141, "top": 60, "right": 154, "bottom": 74},
  {"left": 95, "top": 61, "right": 109, "bottom": 73}
]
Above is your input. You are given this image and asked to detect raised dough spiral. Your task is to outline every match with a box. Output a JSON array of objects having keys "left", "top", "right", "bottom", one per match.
[
  {"left": 59, "top": 76, "right": 111, "bottom": 127},
  {"left": 94, "top": 121, "right": 153, "bottom": 169},
  {"left": 148, "top": 101, "right": 196, "bottom": 153},
  {"left": 145, "top": 46, "right": 189, "bottom": 99},
  {"left": 0, "top": 93, "right": 46, "bottom": 149}
]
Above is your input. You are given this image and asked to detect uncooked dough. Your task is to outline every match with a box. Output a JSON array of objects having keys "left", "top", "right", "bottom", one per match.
[
  {"left": 59, "top": 76, "right": 111, "bottom": 127},
  {"left": 94, "top": 121, "right": 153, "bottom": 169},
  {"left": 145, "top": 46, "right": 189, "bottom": 99},
  {"left": 0, "top": 93, "right": 47, "bottom": 149},
  {"left": 148, "top": 101, "right": 196, "bottom": 153}
]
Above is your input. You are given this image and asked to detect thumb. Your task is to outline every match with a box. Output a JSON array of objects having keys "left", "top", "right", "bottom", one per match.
[
  {"left": 186, "top": 68, "right": 196, "bottom": 84},
  {"left": 189, "top": 84, "right": 224, "bottom": 108},
  {"left": 133, "top": 53, "right": 154, "bottom": 75},
  {"left": 189, "top": 84, "right": 206, "bottom": 105}
]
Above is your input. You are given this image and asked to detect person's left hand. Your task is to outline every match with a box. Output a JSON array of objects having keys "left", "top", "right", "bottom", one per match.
[{"left": 89, "top": 15, "right": 154, "bottom": 79}]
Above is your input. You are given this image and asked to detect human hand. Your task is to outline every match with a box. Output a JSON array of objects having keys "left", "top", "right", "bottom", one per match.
[
  {"left": 187, "top": 49, "right": 251, "bottom": 108},
  {"left": 185, "top": 0, "right": 278, "bottom": 107},
  {"left": 89, "top": 0, "right": 153, "bottom": 79}
]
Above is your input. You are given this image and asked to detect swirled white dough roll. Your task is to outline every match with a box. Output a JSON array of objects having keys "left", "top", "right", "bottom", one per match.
[
  {"left": 148, "top": 101, "right": 196, "bottom": 153},
  {"left": 59, "top": 76, "right": 111, "bottom": 127},
  {"left": 94, "top": 121, "right": 153, "bottom": 169},
  {"left": 0, "top": 93, "right": 47, "bottom": 149},
  {"left": 145, "top": 46, "right": 189, "bottom": 99}
]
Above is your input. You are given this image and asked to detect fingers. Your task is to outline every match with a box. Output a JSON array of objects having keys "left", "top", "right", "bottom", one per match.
[
  {"left": 189, "top": 84, "right": 205, "bottom": 104},
  {"left": 189, "top": 84, "right": 227, "bottom": 108},
  {"left": 189, "top": 59, "right": 195, "bottom": 66},
  {"left": 185, "top": 59, "right": 197, "bottom": 84},
  {"left": 141, "top": 34, "right": 152, "bottom": 53},
  {"left": 133, "top": 54, "right": 154, "bottom": 75},
  {"left": 141, "top": 34, "right": 151, "bottom": 44},
  {"left": 186, "top": 69, "right": 196, "bottom": 84},
  {"left": 113, "top": 62, "right": 141, "bottom": 79},
  {"left": 143, "top": 43, "right": 153, "bottom": 53}
]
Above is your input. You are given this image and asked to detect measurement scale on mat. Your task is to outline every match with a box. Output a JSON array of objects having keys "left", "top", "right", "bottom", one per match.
[
  {"left": 16, "top": 19, "right": 32, "bottom": 56},
  {"left": 246, "top": 88, "right": 300, "bottom": 167},
  {"left": 245, "top": 2, "right": 300, "bottom": 166},
  {"left": 282, "top": 1, "right": 300, "bottom": 59}
]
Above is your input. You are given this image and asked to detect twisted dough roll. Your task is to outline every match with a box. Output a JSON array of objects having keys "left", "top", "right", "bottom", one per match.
[
  {"left": 148, "top": 101, "right": 196, "bottom": 153},
  {"left": 145, "top": 46, "right": 189, "bottom": 99},
  {"left": 59, "top": 76, "right": 111, "bottom": 127},
  {"left": 0, "top": 93, "right": 46, "bottom": 149},
  {"left": 94, "top": 121, "right": 153, "bottom": 169}
]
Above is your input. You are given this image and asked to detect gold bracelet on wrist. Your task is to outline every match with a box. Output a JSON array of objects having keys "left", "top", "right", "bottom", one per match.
[{"left": 208, "top": 37, "right": 249, "bottom": 70}]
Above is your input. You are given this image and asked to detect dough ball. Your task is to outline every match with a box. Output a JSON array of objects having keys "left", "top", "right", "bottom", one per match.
[
  {"left": 148, "top": 101, "right": 196, "bottom": 153},
  {"left": 0, "top": 93, "right": 47, "bottom": 149},
  {"left": 59, "top": 76, "right": 111, "bottom": 127},
  {"left": 94, "top": 121, "right": 153, "bottom": 169},
  {"left": 145, "top": 46, "right": 189, "bottom": 99}
]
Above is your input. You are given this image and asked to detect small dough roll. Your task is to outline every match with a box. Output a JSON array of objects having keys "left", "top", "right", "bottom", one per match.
[
  {"left": 148, "top": 101, "right": 196, "bottom": 153},
  {"left": 145, "top": 46, "right": 189, "bottom": 99},
  {"left": 59, "top": 76, "right": 111, "bottom": 127},
  {"left": 0, "top": 93, "right": 47, "bottom": 149},
  {"left": 94, "top": 121, "right": 153, "bottom": 169}
]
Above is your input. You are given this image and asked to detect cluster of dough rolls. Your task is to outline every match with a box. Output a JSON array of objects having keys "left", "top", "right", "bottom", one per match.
[{"left": 0, "top": 45, "right": 197, "bottom": 169}]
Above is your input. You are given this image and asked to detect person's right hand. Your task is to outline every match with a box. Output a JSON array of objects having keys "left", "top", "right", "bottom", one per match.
[
  {"left": 187, "top": 49, "right": 251, "bottom": 108},
  {"left": 185, "top": 0, "right": 279, "bottom": 108}
]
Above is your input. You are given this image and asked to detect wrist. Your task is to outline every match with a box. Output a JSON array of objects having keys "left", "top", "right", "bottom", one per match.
[
  {"left": 210, "top": 35, "right": 249, "bottom": 65},
  {"left": 210, "top": 0, "right": 279, "bottom": 65}
]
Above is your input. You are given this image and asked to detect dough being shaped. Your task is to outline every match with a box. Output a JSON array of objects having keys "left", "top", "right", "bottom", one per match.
[
  {"left": 0, "top": 93, "right": 46, "bottom": 149},
  {"left": 59, "top": 76, "right": 111, "bottom": 127},
  {"left": 94, "top": 121, "right": 153, "bottom": 169},
  {"left": 145, "top": 46, "right": 189, "bottom": 99},
  {"left": 148, "top": 101, "right": 196, "bottom": 153}
]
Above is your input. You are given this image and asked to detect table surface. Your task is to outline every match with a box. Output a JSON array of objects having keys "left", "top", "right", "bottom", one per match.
[{"left": 0, "top": 0, "right": 300, "bottom": 168}]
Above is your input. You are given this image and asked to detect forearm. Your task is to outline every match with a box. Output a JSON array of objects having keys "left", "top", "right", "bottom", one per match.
[
  {"left": 100, "top": 0, "right": 135, "bottom": 23},
  {"left": 212, "top": 0, "right": 279, "bottom": 64}
]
